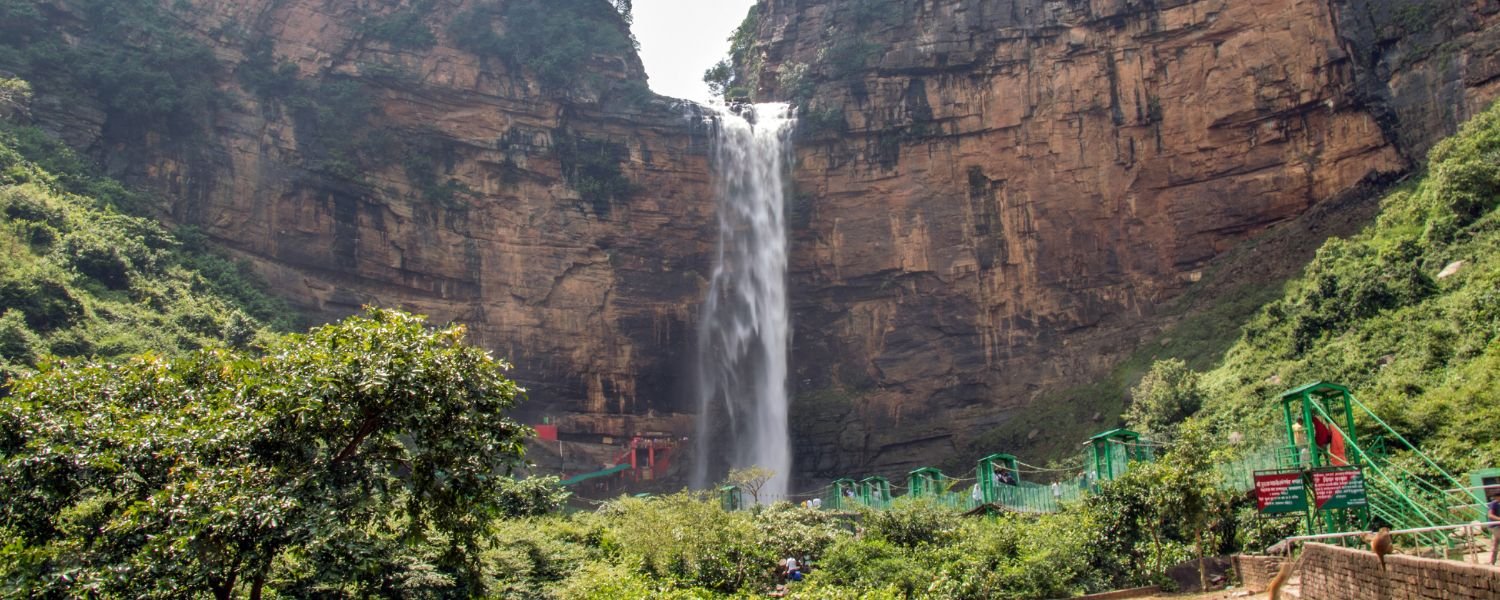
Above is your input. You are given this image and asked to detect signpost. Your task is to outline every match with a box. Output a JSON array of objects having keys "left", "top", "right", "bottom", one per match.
[
  {"left": 1255, "top": 471, "right": 1310, "bottom": 514},
  {"left": 1311, "top": 467, "right": 1367, "bottom": 510}
]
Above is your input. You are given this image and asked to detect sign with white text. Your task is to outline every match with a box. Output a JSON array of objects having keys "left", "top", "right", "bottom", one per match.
[
  {"left": 1255, "top": 472, "right": 1309, "bottom": 514},
  {"left": 1311, "top": 467, "right": 1367, "bottom": 510}
]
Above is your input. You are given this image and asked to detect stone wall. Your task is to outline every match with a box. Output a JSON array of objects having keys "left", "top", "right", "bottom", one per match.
[
  {"left": 1301, "top": 542, "right": 1500, "bottom": 600},
  {"left": 747, "top": 0, "right": 1500, "bottom": 478},
  {"left": 1233, "top": 554, "right": 1286, "bottom": 593}
]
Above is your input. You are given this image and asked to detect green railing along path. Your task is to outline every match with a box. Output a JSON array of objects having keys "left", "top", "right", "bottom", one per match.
[{"left": 715, "top": 382, "right": 1480, "bottom": 554}]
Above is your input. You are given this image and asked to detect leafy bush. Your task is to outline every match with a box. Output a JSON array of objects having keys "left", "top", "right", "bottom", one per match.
[
  {"left": 0, "top": 0, "right": 222, "bottom": 136},
  {"left": 0, "top": 123, "right": 293, "bottom": 363},
  {"left": 0, "top": 309, "right": 38, "bottom": 364},
  {"left": 360, "top": 0, "right": 438, "bottom": 50},
  {"left": 1125, "top": 358, "right": 1204, "bottom": 438},
  {"left": 862, "top": 498, "right": 962, "bottom": 548},
  {"left": 554, "top": 131, "right": 633, "bottom": 216},
  {"left": 496, "top": 476, "right": 572, "bottom": 518},
  {"left": 598, "top": 493, "right": 775, "bottom": 593},
  {"left": 450, "top": 0, "right": 638, "bottom": 94},
  {"left": 0, "top": 308, "right": 531, "bottom": 599},
  {"left": 1196, "top": 100, "right": 1500, "bottom": 468}
]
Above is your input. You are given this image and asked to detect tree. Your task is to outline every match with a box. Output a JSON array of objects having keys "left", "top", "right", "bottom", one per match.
[
  {"left": 0, "top": 77, "right": 30, "bottom": 121},
  {"left": 1088, "top": 422, "right": 1237, "bottom": 591},
  {"left": 0, "top": 308, "right": 530, "bottom": 598},
  {"left": 1125, "top": 358, "right": 1205, "bottom": 438},
  {"left": 727, "top": 466, "right": 775, "bottom": 505}
]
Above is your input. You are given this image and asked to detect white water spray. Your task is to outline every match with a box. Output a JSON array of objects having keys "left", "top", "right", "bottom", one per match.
[{"left": 692, "top": 104, "right": 796, "bottom": 501}]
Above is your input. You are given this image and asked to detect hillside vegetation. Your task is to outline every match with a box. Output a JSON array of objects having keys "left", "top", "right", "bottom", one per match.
[
  {"left": 0, "top": 110, "right": 294, "bottom": 380},
  {"left": 1188, "top": 101, "right": 1500, "bottom": 471}
]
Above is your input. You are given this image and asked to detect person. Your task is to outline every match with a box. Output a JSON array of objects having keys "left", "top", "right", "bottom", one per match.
[
  {"left": 1051, "top": 481, "right": 1061, "bottom": 499},
  {"left": 785, "top": 556, "right": 802, "bottom": 582},
  {"left": 971, "top": 483, "right": 983, "bottom": 503},
  {"left": 998, "top": 468, "right": 1017, "bottom": 486},
  {"left": 1489, "top": 492, "right": 1500, "bottom": 565},
  {"left": 810, "top": 497, "right": 822, "bottom": 509}
]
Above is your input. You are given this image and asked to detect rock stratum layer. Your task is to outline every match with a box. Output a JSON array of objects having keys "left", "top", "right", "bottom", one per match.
[
  {"left": 14, "top": 0, "right": 717, "bottom": 440},
  {"left": 742, "top": 0, "right": 1500, "bottom": 477},
  {"left": 11, "top": 0, "right": 1500, "bottom": 483}
]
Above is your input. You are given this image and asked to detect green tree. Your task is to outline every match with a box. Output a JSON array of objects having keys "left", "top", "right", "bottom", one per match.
[
  {"left": 1088, "top": 423, "right": 1238, "bottom": 590},
  {"left": 0, "top": 77, "right": 30, "bottom": 120},
  {"left": 0, "top": 308, "right": 530, "bottom": 599},
  {"left": 727, "top": 465, "right": 775, "bottom": 505},
  {"left": 1125, "top": 358, "right": 1204, "bottom": 438}
]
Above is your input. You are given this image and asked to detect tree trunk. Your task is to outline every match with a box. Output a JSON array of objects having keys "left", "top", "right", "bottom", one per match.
[
  {"left": 1151, "top": 528, "right": 1163, "bottom": 578},
  {"left": 212, "top": 572, "right": 236, "bottom": 600},
  {"left": 1197, "top": 528, "right": 1208, "bottom": 592},
  {"left": 250, "top": 571, "right": 266, "bottom": 600}
]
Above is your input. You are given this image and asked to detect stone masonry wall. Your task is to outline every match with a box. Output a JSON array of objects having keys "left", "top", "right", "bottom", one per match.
[{"left": 1301, "top": 542, "right": 1500, "bottom": 600}]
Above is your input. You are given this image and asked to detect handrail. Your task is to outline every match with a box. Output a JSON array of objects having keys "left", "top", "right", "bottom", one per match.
[
  {"left": 1344, "top": 394, "right": 1471, "bottom": 494},
  {"left": 1305, "top": 401, "right": 1445, "bottom": 532},
  {"left": 1266, "top": 519, "right": 1500, "bottom": 552}
]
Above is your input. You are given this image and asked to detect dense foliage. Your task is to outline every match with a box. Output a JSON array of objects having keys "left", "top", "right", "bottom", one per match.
[
  {"left": 0, "top": 122, "right": 296, "bottom": 380},
  {"left": 429, "top": 464, "right": 1244, "bottom": 600},
  {"left": 360, "top": 0, "right": 439, "bottom": 50},
  {"left": 1184, "top": 101, "right": 1500, "bottom": 471},
  {"left": 0, "top": 309, "right": 533, "bottom": 598},
  {"left": 450, "top": 0, "right": 639, "bottom": 95},
  {"left": 703, "top": 7, "right": 761, "bottom": 102},
  {"left": 0, "top": 0, "right": 221, "bottom": 136}
]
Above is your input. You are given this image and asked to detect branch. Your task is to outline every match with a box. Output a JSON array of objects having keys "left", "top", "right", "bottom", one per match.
[{"left": 331, "top": 415, "right": 382, "bottom": 466}]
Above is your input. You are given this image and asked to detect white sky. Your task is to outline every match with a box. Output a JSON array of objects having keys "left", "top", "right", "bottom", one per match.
[{"left": 632, "top": 0, "right": 759, "bottom": 102}]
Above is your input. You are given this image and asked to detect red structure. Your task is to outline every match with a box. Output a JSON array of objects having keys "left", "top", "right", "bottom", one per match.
[
  {"left": 535, "top": 424, "right": 558, "bottom": 442},
  {"left": 614, "top": 435, "right": 677, "bottom": 482}
]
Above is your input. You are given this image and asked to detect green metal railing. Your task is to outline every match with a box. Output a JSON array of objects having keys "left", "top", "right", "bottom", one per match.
[{"left": 724, "top": 383, "right": 1474, "bottom": 549}]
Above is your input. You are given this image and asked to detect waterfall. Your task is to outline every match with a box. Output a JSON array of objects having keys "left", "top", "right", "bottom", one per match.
[{"left": 692, "top": 104, "right": 796, "bottom": 501}]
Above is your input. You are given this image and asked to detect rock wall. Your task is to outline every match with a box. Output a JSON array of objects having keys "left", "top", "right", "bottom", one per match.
[
  {"left": 17, "top": 0, "right": 719, "bottom": 433},
  {"left": 740, "top": 0, "right": 1500, "bottom": 479},
  {"left": 16, "top": 0, "right": 1500, "bottom": 486},
  {"left": 1300, "top": 542, "right": 1500, "bottom": 600}
]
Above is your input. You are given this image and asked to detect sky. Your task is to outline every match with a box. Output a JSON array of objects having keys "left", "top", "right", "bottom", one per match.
[{"left": 632, "top": 0, "right": 759, "bottom": 102}]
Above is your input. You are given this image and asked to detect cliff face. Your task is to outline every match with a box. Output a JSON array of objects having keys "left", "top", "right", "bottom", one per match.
[
  {"left": 14, "top": 0, "right": 1500, "bottom": 484},
  {"left": 740, "top": 0, "right": 1500, "bottom": 477},
  {"left": 13, "top": 0, "right": 717, "bottom": 435}
]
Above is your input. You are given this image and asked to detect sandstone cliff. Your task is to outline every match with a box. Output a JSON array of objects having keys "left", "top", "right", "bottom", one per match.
[
  {"left": 10, "top": 0, "right": 1500, "bottom": 486},
  {"left": 7, "top": 0, "right": 717, "bottom": 438},
  {"left": 737, "top": 0, "right": 1500, "bottom": 477}
]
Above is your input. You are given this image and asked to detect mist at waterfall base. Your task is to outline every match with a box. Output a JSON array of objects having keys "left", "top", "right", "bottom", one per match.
[{"left": 691, "top": 104, "right": 796, "bottom": 502}]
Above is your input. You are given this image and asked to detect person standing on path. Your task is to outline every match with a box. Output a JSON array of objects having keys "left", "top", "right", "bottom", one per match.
[{"left": 1488, "top": 492, "right": 1500, "bottom": 565}]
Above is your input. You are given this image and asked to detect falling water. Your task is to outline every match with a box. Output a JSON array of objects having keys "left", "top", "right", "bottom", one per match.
[{"left": 692, "top": 104, "right": 796, "bottom": 501}]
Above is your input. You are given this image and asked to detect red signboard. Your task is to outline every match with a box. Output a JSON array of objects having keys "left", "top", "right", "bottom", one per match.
[
  {"left": 534, "top": 424, "right": 558, "bottom": 442},
  {"left": 1254, "top": 472, "right": 1308, "bottom": 514},
  {"left": 1311, "top": 467, "right": 1367, "bottom": 509}
]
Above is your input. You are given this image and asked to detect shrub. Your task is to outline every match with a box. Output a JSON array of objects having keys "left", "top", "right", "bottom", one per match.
[
  {"left": 0, "top": 270, "right": 82, "bottom": 332},
  {"left": 0, "top": 309, "right": 38, "bottom": 365},
  {"left": 450, "top": 0, "right": 638, "bottom": 94},
  {"left": 599, "top": 493, "right": 775, "bottom": 593},
  {"left": 360, "top": 0, "right": 438, "bottom": 50},
  {"left": 863, "top": 498, "right": 961, "bottom": 548},
  {"left": 554, "top": 131, "right": 633, "bottom": 216},
  {"left": 0, "top": 309, "right": 531, "bottom": 599},
  {"left": 1125, "top": 358, "right": 1204, "bottom": 438}
]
